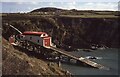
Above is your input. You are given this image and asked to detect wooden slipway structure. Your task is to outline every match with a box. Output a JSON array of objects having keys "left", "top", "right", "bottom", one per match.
[{"left": 50, "top": 46, "right": 109, "bottom": 70}]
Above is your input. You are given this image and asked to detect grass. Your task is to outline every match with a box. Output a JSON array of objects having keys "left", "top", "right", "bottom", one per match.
[
  {"left": 59, "top": 15, "right": 118, "bottom": 18},
  {"left": 27, "top": 13, "right": 118, "bottom": 18},
  {"left": 2, "top": 10, "right": 119, "bottom": 18}
]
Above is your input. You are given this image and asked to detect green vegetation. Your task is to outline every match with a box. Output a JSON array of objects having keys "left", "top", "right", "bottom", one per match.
[{"left": 30, "top": 8, "right": 119, "bottom": 18}]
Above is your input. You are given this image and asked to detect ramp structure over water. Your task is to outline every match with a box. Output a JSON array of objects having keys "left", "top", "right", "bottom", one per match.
[{"left": 50, "top": 46, "right": 109, "bottom": 70}]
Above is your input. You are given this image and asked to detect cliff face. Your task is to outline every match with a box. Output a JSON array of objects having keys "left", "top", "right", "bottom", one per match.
[
  {"left": 2, "top": 14, "right": 119, "bottom": 50},
  {"left": 55, "top": 17, "right": 119, "bottom": 49}
]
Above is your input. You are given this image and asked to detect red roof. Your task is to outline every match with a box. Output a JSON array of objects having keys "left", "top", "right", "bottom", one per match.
[{"left": 22, "top": 31, "right": 47, "bottom": 35}]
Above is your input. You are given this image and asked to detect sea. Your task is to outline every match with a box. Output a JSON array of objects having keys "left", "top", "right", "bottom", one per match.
[{"left": 61, "top": 48, "right": 119, "bottom": 75}]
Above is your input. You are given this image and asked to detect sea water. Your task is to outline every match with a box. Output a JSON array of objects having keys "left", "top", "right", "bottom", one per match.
[{"left": 61, "top": 48, "right": 119, "bottom": 75}]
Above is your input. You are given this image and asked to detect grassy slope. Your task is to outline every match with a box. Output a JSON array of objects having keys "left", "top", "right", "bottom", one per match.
[
  {"left": 2, "top": 38, "right": 71, "bottom": 75},
  {"left": 1, "top": 10, "right": 119, "bottom": 18}
]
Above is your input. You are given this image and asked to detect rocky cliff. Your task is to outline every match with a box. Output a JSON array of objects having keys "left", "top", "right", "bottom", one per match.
[{"left": 2, "top": 14, "right": 119, "bottom": 50}]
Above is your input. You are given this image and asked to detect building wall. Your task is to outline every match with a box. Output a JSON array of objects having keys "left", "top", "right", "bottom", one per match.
[
  {"left": 43, "top": 37, "right": 51, "bottom": 48},
  {"left": 20, "top": 35, "right": 43, "bottom": 46}
]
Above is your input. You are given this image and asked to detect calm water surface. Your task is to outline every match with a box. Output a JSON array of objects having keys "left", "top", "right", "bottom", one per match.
[{"left": 61, "top": 48, "right": 119, "bottom": 75}]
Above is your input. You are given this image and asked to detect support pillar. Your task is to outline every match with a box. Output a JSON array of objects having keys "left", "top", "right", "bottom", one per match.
[{"left": 57, "top": 54, "right": 62, "bottom": 67}]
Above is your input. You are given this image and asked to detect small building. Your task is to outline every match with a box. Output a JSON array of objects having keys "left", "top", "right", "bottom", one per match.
[{"left": 19, "top": 31, "right": 52, "bottom": 48}]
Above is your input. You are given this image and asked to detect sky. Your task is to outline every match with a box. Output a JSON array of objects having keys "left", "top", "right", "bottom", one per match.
[{"left": 0, "top": 1, "right": 120, "bottom": 13}]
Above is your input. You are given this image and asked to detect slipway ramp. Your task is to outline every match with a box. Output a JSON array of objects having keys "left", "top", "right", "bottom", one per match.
[{"left": 50, "top": 46, "right": 109, "bottom": 70}]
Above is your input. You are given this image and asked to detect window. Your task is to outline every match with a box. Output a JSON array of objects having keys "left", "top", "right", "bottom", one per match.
[
  {"left": 43, "top": 34, "right": 46, "bottom": 36},
  {"left": 30, "top": 37, "right": 32, "bottom": 40},
  {"left": 37, "top": 40, "right": 39, "bottom": 43}
]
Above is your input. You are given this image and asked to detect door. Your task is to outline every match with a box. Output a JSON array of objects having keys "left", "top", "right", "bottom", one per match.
[
  {"left": 44, "top": 37, "right": 51, "bottom": 47},
  {"left": 9, "top": 35, "right": 15, "bottom": 44}
]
